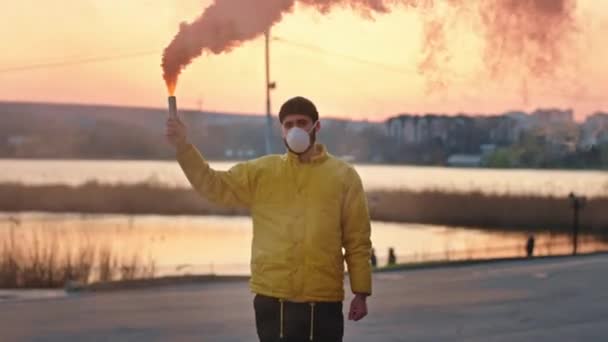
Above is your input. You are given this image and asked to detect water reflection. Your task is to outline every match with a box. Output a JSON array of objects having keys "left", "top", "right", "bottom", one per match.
[{"left": 2, "top": 213, "right": 606, "bottom": 278}]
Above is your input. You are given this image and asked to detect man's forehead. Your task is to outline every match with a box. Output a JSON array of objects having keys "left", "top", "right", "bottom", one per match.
[{"left": 282, "top": 114, "right": 312, "bottom": 122}]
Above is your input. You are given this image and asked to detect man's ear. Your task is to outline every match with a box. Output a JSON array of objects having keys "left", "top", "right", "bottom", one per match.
[{"left": 315, "top": 120, "right": 321, "bottom": 132}]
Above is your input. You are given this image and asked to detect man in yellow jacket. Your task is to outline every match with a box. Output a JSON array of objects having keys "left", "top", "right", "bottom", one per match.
[{"left": 166, "top": 96, "right": 372, "bottom": 341}]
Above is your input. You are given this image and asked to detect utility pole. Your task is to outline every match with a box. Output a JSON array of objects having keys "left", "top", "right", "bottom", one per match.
[{"left": 265, "top": 30, "right": 276, "bottom": 155}]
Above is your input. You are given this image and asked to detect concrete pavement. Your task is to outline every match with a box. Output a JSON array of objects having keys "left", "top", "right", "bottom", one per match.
[{"left": 1, "top": 254, "right": 607, "bottom": 341}]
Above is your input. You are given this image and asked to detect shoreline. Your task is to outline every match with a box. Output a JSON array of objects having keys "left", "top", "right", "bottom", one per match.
[
  {"left": 3, "top": 250, "right": 608, "bottom": 293},
  {"left": 54, "top": 251, "right": 608, "bottom": 293},
  {"left": 2, "top": 182, "right": 606, "bottom": 233}
]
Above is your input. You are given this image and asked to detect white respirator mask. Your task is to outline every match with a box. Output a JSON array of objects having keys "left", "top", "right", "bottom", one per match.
[{"left": 285, "top": 121, "right": 318, "bottom": 154}]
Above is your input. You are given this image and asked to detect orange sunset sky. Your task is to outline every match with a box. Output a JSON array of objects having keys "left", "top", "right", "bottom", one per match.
[{"left": 1, "top": 0, "right": 607, "bottom": 121}]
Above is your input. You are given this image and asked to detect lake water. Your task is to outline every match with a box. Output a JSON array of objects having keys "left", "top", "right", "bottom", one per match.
[
  {"left": 1, "top": 159, "right": 607, "bottom": 196},
  {"left": 2, "top": 212, "right": 606, "bottom": 277},
  {"left": 1, "top": 159, "right": 607, "bottom": 281}
]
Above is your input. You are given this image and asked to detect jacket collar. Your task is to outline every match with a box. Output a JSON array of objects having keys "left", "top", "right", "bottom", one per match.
[{"left": 285, "top": 144, "right": 329, "bottom": 164}]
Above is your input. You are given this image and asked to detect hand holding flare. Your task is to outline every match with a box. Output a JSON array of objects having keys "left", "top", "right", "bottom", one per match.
[{"left": 165, "top": 99, "right": 189, "bottom": 151}]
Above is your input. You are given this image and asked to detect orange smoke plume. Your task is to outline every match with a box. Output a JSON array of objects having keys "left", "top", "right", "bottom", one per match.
[
  {"left": 162, "top": 0, "right": 295, "bottom": 94},
  {"left": 162, "top": 0, "right": 580, "bottom": 94}
]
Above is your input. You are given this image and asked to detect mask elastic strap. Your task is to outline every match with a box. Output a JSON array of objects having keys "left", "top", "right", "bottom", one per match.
[{"left": 307, "top": 120, "right": 319, "bottom": 134}]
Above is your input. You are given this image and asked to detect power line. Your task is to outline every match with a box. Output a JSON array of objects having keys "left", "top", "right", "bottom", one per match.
[
  {"left": 0, "top": 50, "right": 160, "bottom": 74},
  {"left": 272, "top": 36, "right": 420, "bottom": 76},
  {"left": 0, "top": 36, "right": 469, "bottom": 82},
  {"left": 272, "top": 36, "right": 478, "bottom": 81},
  {"left": 1, "top": 38, "right": 415, "bottom": 77}
]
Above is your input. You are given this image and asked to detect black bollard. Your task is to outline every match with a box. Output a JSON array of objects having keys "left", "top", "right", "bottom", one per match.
[{"left": 568, "top": 193, "right": 587, "bottom": 256}]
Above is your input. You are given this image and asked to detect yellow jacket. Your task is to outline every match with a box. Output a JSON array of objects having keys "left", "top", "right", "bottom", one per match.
[{"left": 177, "top": 143, "right": 372, "bottom": 302}]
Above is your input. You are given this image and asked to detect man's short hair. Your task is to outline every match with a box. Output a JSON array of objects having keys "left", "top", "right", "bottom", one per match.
[{"left": 279, "top": 96, "right": 319, "bottom": 123}]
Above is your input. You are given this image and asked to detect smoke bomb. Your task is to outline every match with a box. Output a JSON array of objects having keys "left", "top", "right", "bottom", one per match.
[{"left": 168, "top": 96, "right": 177, "bottom": 118}]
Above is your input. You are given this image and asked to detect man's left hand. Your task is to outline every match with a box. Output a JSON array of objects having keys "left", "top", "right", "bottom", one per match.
[{"left": 348, "top": 293, "right": 368, "bottom": 321}]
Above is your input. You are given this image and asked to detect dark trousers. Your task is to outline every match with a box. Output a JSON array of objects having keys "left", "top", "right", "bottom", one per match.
[{"left": 254, "top": 294, "right": 344, "bottom": 342}]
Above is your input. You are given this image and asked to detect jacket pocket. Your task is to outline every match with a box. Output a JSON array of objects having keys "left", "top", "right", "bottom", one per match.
[
  {"left": 306, "top": 262, "right": 344, "bottom": 298},
  {"left": 251, "top": 262, "right": 292, "bottom": 294}
]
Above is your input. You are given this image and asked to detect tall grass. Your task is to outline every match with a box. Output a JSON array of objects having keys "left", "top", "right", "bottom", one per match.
[
  {"left": 0, "top": 181, "right": 245, "bottom": 216},
  {"left": 367, "top": 190, "right": 608, "bottom": 233},
  {"left": 0, "top": 181, "right": 606, "bottom": 234},
  {"left": 0, "top": 228, "right": 155, "bottom": 289}
]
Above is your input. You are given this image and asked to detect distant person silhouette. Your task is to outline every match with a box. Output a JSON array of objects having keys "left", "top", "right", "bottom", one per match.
[
  {"left": 387, "top": 247, "right": 397, "bottom": 266},
  {"left": 526, "top": 235, "right": 535, "bottom": 258},
  {"left": 370, "top": 248, "right": 377, "bottom": 268}
]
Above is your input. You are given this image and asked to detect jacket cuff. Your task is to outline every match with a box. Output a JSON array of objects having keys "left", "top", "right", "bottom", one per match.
[{"left": 350, "top": 272, "right": 372, "bottom": 297}]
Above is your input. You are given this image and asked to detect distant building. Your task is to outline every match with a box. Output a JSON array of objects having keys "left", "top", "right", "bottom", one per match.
[
  {"left": 523, "top": 109, "right": 578, "bottom": 154},
  {"left": 503, "top": 111, "right": 530, "bottom": 142},
  {"left": 446, "top": 154, "right": 482, "bottom": 167},
  {"left": 402, "top": 116, "right": 418, "bottom": 144},
  {"left": 580, "top": 112, "right": 608, "bottom": 149},
  {"left": 387, "top": 116, "right": 405, "bottom": 145},
  {"left": 530, "top": 108, "right": 574, "bottom": 126},
  {"left": 480, "top": 144, "right": 497, "bottom": 156},
  {"left": 342, "top": 119, "right": 383, "bottom": 133},
  {"left": 388, "top": 114, "right": 460, "bottom": 146},
  {"left": 385, "top": 109, "right": 585, "bottom": 164},
  {"left": 428, "top": 115, "right": 449, "bottom": 144},
  {"left": 386, "top": 113, "right": 519, "bottom": 150},
  {"left": 224, "top": 148, "right": 257, "bottom": 159},
  {"left": 8, "top": 135, "right": 30, "bottom": 146}
]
